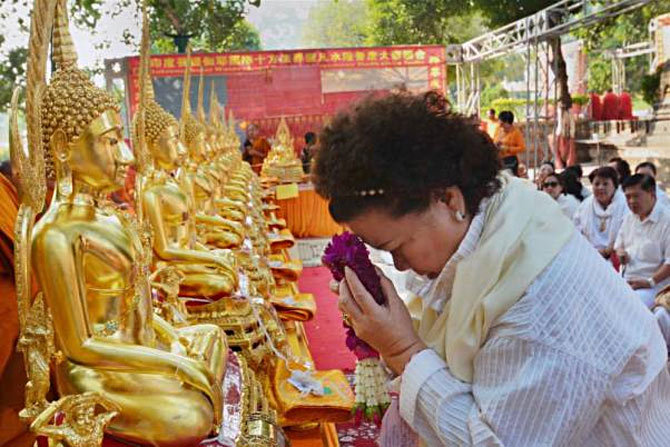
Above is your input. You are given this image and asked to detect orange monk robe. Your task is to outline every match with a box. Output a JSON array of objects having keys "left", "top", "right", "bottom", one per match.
[
  {"left": 493, "top": 126, "right": 526, "bottom": 158},
  {"left": 250, "top": 137, "right": 271, "bottom": 167},
  {"left": 0, "top": 173, "right": 18, "bottom": 373},
  {"left": 0, "top": 173, "right": 33, "bottom": 447}
]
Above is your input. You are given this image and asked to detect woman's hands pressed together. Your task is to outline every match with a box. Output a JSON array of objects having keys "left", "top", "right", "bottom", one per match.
[{"left": 337, "top": 266, "right": 426, "bottom": 375}]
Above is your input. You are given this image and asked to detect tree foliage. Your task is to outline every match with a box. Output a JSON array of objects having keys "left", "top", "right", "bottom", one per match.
[
  {"left": 365, "top": 0, "right": 484, "bottom": 45},
  {"left": 301, "top": 0, "right": 369, "bottom": 48},
  {"left": 0, "top": 0, "right": 261, "bottom": 111},
  {"left": 147, "top": 0, "right": 257, "bottom": 52}
]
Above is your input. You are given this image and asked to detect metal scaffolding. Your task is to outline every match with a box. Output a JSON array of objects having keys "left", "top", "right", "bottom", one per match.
[
  {"left": 607, "top": 41, "right": 655, "bottom": 93},
  {"left": 449, "top": 0, "right": 654, "bottom": 170}
]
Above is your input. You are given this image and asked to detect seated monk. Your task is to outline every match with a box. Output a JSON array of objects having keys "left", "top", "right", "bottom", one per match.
[{"left": 0, "top": 172, "right": 34, "bottom": 447}]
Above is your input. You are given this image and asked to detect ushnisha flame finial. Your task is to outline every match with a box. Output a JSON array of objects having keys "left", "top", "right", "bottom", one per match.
[
  {"left": 52, "top": 0, "right": 78, "bottom": 69},
  {"left": 197, "top": 68, "right": 207, "bottom": 124},
  {"left": 134, "top": 0, "right": 178, "bottom": 147}
]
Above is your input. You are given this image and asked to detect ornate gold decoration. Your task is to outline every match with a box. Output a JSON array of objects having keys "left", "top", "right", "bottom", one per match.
[
  {"left": 30, "top": 392, "right": 120, "bottom": 447},
  {"left": 17, "top": 292, "right": 59, "bottom": 421},
  {"left": 9, "top": 0, "right": 58, "bottom": 426},
  {"left": 12, "top": 0, "right": 227, "bottom": 444},
  {"left": 261, "top": 117, "right": 304, "bottom": 183}
]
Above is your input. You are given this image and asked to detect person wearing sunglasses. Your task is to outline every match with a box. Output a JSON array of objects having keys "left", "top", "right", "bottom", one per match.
[{"left": 542, "top": 172, "right": 579, "bottom": 219}]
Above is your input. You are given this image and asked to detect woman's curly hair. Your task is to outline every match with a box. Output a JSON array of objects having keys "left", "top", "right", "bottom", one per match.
[{"left": 313, "top": 92, "right": 502, "bottom": 223}]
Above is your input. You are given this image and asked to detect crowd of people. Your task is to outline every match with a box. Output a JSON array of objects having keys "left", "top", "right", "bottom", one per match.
[{"left": 534, "top": 156, "right": 670, "bottom": 346}]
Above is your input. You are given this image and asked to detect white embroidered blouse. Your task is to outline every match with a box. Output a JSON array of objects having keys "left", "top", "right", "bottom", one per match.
[{"left": 400, "top": 226, "right": 670, "bottom": 446}]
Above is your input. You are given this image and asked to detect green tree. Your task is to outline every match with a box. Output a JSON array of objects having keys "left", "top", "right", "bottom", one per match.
[
  {"left": 0, "top": 0, "right": 261, "bottom": 111},
  {"left": 587, "top": 57, "right": 612, "bottom": 94},
  {"left": 158, "top": 19, "right": 261, "bottom": 52},
  {"left": 301, "top": 0, "right": 369, "bottom": 48},
  {"left": 365, "top": 0, "right": 484, "bottom": 45},
  {"left": 147, "top": 0, "right": 260, "bottom": 53},
  {"left": 575, "top": 0, "right": 670, "bottom": 96}
]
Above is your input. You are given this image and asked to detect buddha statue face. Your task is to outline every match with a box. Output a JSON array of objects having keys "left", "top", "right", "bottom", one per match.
[
  {"left": 151, "top": 124, "right": 187, "bottom": 171},
  {"left": 54, "top": 110, "right": 134, "bottom": 193},
  {"left": 188, "top": 131, "right": 207, "bottom": 162}
]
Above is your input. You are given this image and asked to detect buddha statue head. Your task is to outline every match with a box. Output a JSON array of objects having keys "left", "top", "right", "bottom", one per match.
[
  {"left": 42, "top": 0, "right": 133, "bottom": 197},
  {"left": 135, "top": 70, "right": 187, "bottom": 172},
  {"left": 180, "top": 53, "right": 208, "bottom": 163},
  {"left": 209, "top": 86, "right": 227, "bottom": 154}
]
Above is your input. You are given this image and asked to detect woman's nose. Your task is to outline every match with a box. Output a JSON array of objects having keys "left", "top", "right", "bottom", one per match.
[{"left": 392, "top": 253, "right": 409, "bottom": 271}]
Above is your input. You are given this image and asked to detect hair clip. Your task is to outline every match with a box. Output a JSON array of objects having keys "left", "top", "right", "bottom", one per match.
[{"left": 354, "top": 189, "right": 385, "bottom": 197}]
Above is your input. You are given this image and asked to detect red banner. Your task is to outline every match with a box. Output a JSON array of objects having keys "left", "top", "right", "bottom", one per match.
[{"left": 124, "top": 45, "right": 446, "bottom": 147}]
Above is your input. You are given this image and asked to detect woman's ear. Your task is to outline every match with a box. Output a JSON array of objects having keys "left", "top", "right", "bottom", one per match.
[{"left": 439, "top": 186, "right": 467, "bottom": 216}]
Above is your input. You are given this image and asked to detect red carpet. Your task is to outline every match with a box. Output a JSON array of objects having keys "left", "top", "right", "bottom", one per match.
[
  {"left": 299, "top": 266, "right": 357, "bottom": 372},
  {"left": 299, "top": 267, "right": 381, "bottom": 445}
]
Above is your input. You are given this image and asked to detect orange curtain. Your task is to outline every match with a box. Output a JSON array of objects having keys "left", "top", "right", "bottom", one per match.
[{"left": 275, "top": 187, "right": 344, "bottom": 238}]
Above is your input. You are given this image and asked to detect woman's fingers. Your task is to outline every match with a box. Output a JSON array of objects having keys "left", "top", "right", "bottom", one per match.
[
  {"left": 344, "top": 266, "right": 380, "bottom": 314},
  {"left": 338, "top": 279, "right": 363, "bottom": 321}
]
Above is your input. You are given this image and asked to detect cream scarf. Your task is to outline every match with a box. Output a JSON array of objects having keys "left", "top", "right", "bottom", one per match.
[
  {"left": 579, "top": 191, "right": 627, "bottom": 249},
  {"left": 418, "top": 175, "right": 574, "bottom": 382}
]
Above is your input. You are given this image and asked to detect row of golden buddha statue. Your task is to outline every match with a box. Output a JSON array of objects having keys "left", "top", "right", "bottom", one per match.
[{"left": 9, "top": 1, "right": 353, "bottom": 446}]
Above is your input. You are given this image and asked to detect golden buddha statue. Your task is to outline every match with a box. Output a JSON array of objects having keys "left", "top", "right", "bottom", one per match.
[
  {"left": 176, "top": 51, "right": 246, "bottom": 250},
  {"left": 134, "top": 46, "right": 238, "bottom": 301},
  {"left": 12, "top": 1, "right": 227, "bottom": 444},
  {"left": 195, "top": 71, "right": 225, "bottom": 190},
  {"left": 261, "top": 118, "right": 305, "bottom": 183}
]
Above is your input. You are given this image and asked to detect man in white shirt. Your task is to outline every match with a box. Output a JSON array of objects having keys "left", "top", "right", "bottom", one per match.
[
  {"left": 615, "top": 173, "right": 670, "bottom": 308},
  {"left": 635, "top": 161, "right": 670, "bottom": 209}
]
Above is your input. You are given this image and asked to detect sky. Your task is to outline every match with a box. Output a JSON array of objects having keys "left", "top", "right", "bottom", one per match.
[
  {"left": 1, "top": 0, "right": 320, "bottom": 77},
  {"left": 0, "top": 0, "right": 322, "bottom": 151}
]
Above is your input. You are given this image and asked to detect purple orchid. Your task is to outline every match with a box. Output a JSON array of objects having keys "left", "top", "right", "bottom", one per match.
[
  {"left": 322, "top": 232, "right": 385, "bottom": 305},
  {"left": 323, "top": 232, "right": 385, "bottom": 360}
]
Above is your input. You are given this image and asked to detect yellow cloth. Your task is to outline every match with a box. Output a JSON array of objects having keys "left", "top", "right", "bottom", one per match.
[
  {"left": 493, "top": 126, "right": 526, "bottom": 158},
  {"left": 269, "top": 258, "right": 303, "bottom": 283},
  {"left": 275, "top": 187, "right": 345, "bottom": 238},
  {"left": 272, "top": 359, "right": 354, "bottom": 426},
  {"left": 272, "top": 293, "right": 317, "bottom": 322},
  {"left": 268, "top": 228, "right": 296, "bottom": 251},
  {"left": 419, "top": 175, "right": 573, "bottom": 382}
]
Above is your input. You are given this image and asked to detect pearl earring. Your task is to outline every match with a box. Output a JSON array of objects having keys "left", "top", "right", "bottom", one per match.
[{"left": 455, "top": 210, "right": 465, "bottom": 222}]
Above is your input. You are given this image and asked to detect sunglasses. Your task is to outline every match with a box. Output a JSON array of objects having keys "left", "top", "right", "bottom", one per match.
[{"left": 543, "top": 181, "right": 559, "bottom": 188}]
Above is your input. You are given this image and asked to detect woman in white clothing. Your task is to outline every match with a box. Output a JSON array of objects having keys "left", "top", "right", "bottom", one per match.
[
  {"left": 313, "top": 93, "right": 670, "bottom": 446},
  {"left": 542, "top": 172, "right": 580, "bottom": 219},
  {"left": 573, "top": 166, "right": 628, "bottom": 260}
]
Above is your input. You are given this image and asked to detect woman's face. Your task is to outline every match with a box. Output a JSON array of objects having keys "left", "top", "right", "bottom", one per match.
[
  {"left": 539, "top": 163, "right": 554, "bottom": 179},
  {"left": 346, "top": 188, "right": 470, "bottom": 279},
  {"left": 593, "top": 176, "right": 615, "bottom": 206},
  {"left": 542, "top": 174, "right": 562, "bottom": 200}
]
